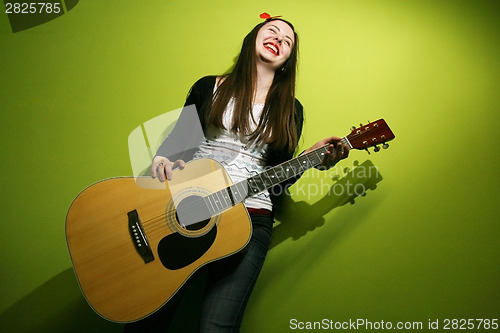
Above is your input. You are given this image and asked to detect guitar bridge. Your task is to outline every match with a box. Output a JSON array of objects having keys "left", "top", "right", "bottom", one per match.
[{"left": 127, "top": 209, "right": 155, "bottom": 263}]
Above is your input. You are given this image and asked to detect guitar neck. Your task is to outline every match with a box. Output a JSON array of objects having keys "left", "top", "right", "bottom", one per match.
[
  {"left": 203, "top": 137, "right": 352, "bottom": 216},
  {"left": 244, "top": 137, "right": 352, "bottom": 197},
  {"left": 202, "top": 118, "right": 395, "bottom": 216}
]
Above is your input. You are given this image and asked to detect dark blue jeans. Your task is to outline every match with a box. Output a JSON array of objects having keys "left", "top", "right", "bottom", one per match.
[{"left": 124, "top": 213, "right": 273, "bottom": 332}]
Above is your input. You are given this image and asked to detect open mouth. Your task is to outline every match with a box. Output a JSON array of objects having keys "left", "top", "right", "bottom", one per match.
[{"left": 264, "top": 42, "right": 279, "bottom": 56}]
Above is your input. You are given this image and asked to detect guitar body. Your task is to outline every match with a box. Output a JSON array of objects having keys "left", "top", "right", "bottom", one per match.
[{"left": 65, "top": 159, "right": 251, "bottom": 323}]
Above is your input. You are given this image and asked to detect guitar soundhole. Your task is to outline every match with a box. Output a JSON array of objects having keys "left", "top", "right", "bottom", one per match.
[
  {"left": 174, "top": 195, "right": 211, "bottom": 231},
  {"left": 159, "top": 194, "right": 217, "bottom": 270}
]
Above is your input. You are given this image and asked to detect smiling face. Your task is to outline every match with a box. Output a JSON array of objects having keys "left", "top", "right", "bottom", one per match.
[{"left": 255, "top": 20, "right": 296, "bottom": 70}]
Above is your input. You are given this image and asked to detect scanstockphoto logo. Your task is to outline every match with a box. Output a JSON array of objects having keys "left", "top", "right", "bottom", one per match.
[{"left": 3, "top": 0, "right": 79, "bottom": 33}]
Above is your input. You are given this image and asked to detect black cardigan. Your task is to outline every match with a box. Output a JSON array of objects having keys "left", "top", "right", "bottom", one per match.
[{"left": 156, "top": 76, "right": 305, "bottom": 205}]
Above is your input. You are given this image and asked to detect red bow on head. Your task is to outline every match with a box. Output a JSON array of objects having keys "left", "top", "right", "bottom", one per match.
[{"left": 260, "top": 12, "right": 282, "bottom": 20}]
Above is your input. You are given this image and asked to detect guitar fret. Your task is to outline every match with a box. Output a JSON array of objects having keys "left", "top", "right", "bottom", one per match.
[
  {"left": 281, "top": 162, "right": 295, "bottom": 179},
  {"left": 215, "top": 191, "right": 225, "bottom": 210},
  {"left": 266, "top": 168, "right": 279, "bottom": 185},
  {"left": 304, "top": 154, "right": 314, "bottom": 169},
  {"left": 217, "top": 191, "right": 227, "bottom": 211},
  {"left": 256, "top": 173, "right": 266, "bottom": 190},
  {"left": 247, "top": 175, "right": 263, "bottom": 195},
  {"left": 205, "top": 196, "right": 216, "bottom": 215},
  {"left": 260, "top": 170, "right": 275, "bottom": 188},
  {"left": 226, "top": 186, "right": 236, "bottom": 206},
  {"left": 234, "top": 182, "right": 247, "bottom": 202},
  {"left": 211, "top": 193, "right": 222, "bottom": 212},
  {"left": 311, "top": 150, "right": 324, "bottom": 165},
  {"left": 220, "top": 189, "right": 232, "bottom": 209},
  {"left": 273, "top": 165, "right": 285, "bottom": 181},
  {"left": 341, "top": 136, "right": 352, "bottom": 149},
  {"left": 291, "top": 156, "right": 307, "bottom": 173},
  {"left": 299, "top": 156, "right": 308, "bottom": 170},
  {"left": 231, "top": 184, "right": 242, "bottom": 203},
  {"left": 315, "top": 149, "right": 325, "bottom": 162}
]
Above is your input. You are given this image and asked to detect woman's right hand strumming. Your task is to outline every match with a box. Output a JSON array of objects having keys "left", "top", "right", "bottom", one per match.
[{"left": 151, "top": 155, "right": 185, "bottom": 182}]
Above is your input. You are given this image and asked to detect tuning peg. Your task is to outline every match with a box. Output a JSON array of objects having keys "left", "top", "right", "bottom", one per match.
[
  {"left": 351, "top": 126, "right": 356, "bottom": 131},
  {"left": 373, "top": 145, "right": 380, "bottom": 152},
  {"left": 362, "top": 141, "right": 371, "bottom": 154},
  {"left": 382, "top": 143, "right": 389, "bottom": 149}
]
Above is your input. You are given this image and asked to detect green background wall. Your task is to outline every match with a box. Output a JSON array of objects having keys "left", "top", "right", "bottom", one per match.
[{"left": 1, "top": 0, "right": 498, "bottom": 331}]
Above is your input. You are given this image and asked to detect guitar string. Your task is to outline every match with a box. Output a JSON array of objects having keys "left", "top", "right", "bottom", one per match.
[
  {"left": 140, "top": 198, "right": 215, "bottom": 231},
  {"left": 139, "top": 154, "right": 324, "bottom": 233},
  {"left": 138, "top": 127, "right": 386, "bottom": 233},
  {"left": 139, "top": 143, "right": 331, "bottom": 231}
]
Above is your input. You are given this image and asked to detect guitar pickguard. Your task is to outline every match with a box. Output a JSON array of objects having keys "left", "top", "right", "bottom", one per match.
[{"left": 157, "top": 224, "right": 217, "bottom": 270}]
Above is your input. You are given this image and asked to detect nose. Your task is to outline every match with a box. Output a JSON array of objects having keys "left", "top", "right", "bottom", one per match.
[{"left": 274, "top": 35, "right": 283, "bottom": 44}]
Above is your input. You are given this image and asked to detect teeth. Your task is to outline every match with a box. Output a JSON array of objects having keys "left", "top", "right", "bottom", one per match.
[{"left": 265, "top": 43, "right": 278, "bottom": 54}]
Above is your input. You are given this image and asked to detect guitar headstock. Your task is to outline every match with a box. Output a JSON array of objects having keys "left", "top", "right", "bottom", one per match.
[{"left": 346, "top": 119, "right": 395, "bottom": 153}]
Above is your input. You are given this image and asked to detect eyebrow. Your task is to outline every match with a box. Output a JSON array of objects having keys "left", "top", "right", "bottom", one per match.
[{"left": 269, "top": 24, "right": 294, "bottom": 44}]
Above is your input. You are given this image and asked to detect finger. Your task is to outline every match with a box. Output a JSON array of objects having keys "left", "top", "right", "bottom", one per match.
[
  {"left": 172, "top": 159, "right": 186, "bottom": 170},
  {"left": 326, "top": 143, "right": 335, "bottom": 155},
  {"left": 157, "top": 160, "right": 168, "bottom": 182},
  {"left": 164, "top": 163, "right": 174, "bottom": 181},
  {"left": 323, "top": 149, "right": 335, "bottom": 167},
  {"left": 336, "top": 144, "right": 345, "bottom": 160},
  {"left": 342, "top": 144, "right": 350, "bottom": 158},
  {"left": 325, "top": 136, "right": 342, "bottom": 145},
  {"left": 151, "top": 160, "right": 161, "bottom": 178},
  {"left": 326, "top": 145, "right": 342, "bottom": 165}
]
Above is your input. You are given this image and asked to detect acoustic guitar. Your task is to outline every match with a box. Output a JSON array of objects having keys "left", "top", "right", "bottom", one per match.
[{"left": 65, "top": 119, "right": 395, "bottom": 322}]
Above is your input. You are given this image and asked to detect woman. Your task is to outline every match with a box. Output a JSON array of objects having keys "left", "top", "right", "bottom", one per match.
[{"left": 130, "top": 14, "right": 348, "bottom": 332}]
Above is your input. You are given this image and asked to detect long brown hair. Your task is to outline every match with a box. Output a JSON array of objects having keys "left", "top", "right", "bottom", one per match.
[{"left": 206, "top": 18, "right": 300, "bottom": 154}]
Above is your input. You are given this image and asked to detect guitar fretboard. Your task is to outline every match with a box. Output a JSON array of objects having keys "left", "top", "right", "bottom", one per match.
[{"left": 203, "top": 137, "right": 351, "bottom": 216}]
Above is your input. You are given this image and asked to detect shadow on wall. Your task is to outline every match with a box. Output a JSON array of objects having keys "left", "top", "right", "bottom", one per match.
[
  {"left": 0, "top": 266, "right": 208, "bottom": 332},
  {"left": 0, "top": 268, "right": 123, "bottom": 332},
  {"left": 271, "top": 159, "right": 383, "bottom": 249}
]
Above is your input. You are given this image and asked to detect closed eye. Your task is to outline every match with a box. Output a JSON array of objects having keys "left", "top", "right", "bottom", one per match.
[{"left": 266, "top": 25, "right": 294, "bottom": 47}]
